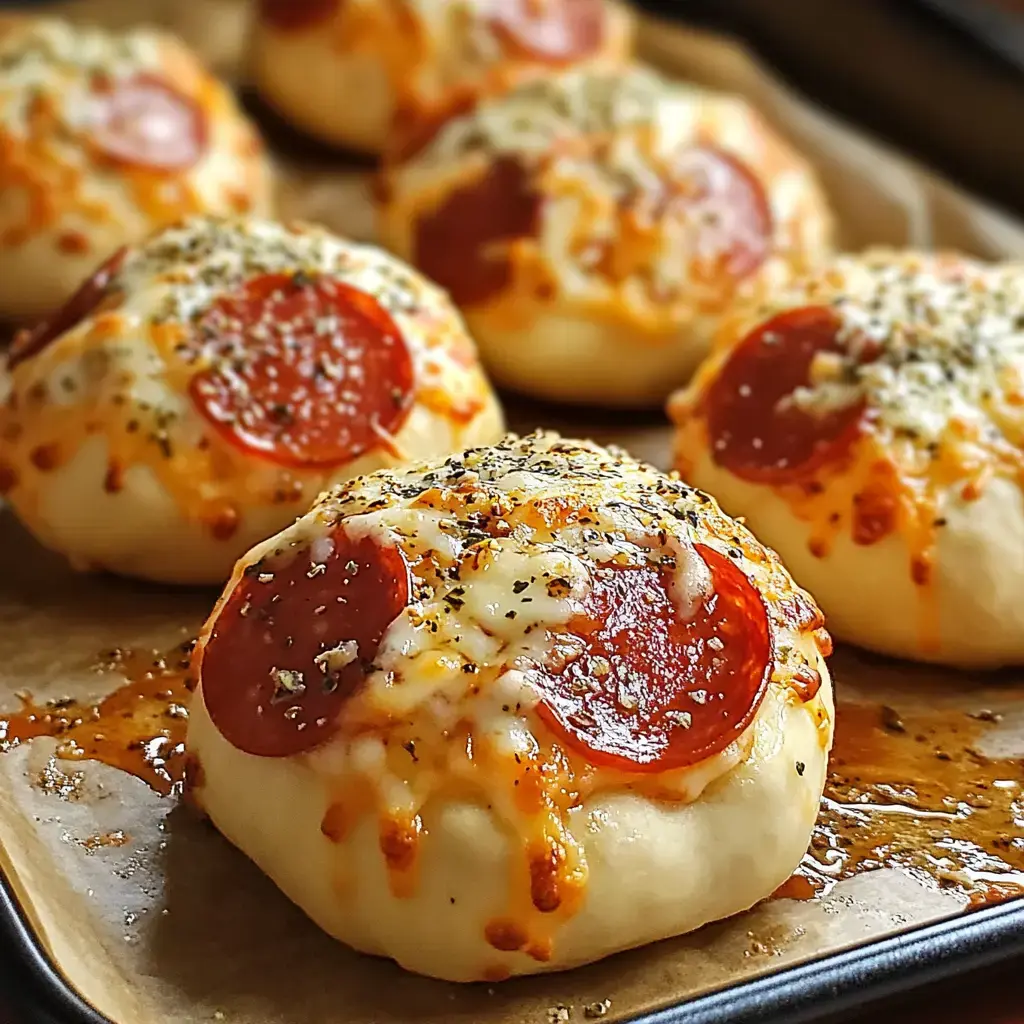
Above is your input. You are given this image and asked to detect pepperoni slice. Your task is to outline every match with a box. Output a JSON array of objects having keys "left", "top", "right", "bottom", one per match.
[
  {"left": 88, "top": 75, "right": 207, "bottom": 171},
  {"left": 534, "top": 544, "right": 771, "bottom": 772},
  {"left": 199, "top": 530, "right": 410, "bottom": 757},
  {"left": 705, "top": 306, "right": 868, "bottom": 484},
  {"left": 187, "top": 272, "right": 415, "bottom": 469},
  {"left": 490, "top": 0, "right": 605, "bottom": 62},
  {"left": 7, "top": 247, "right": 127, "bottom": 371},
  {"left": 259, "top": 0, "right": 339, "bottom": 31},
  {"left": 671, "top": 146, "right": 772, "bottom": 281},
  {"left": 413, "top": 157, "right": 540, "bottom": 307}
]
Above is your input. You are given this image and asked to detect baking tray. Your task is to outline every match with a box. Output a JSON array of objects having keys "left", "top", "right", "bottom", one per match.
[
  {"left": 1, "top": 3, "right": 1024, "bottom": 1024},
  {"left": 3, "top": 866, "right": 1024, "bottom": 1024}
]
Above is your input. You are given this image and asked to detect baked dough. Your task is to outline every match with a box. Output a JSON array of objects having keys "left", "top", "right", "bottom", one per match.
[
  {"left": 0, "top": 216, "right": 504, "bottom": 584},
  {"left": 186, "top": 431, "right": 834, "bottom": 981},
  {"left": 379, "top": 65, "right": 833, "bottom": 407},
  {"left": 671, "top": 249, "right": 1024, "bottom": 667},
  {"left": 248, "top": 0, "right": 633, "bottom": 154},
  {"left": 0, "top": 16, "right": 274, "bottom": 323}
]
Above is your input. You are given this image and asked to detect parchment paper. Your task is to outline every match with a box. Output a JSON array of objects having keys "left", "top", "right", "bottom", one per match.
[{"left": 1, "top": 4, "right": 1023, "bottom": 1024}]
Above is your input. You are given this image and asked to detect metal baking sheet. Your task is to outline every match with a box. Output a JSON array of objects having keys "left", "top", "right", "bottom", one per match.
[{"left": 1, "top": 4, "right": 1023, "bottom": 1024}]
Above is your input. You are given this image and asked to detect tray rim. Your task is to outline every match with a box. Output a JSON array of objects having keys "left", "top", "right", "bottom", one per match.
[{"left": 3, "top": 861, "right": 1024, "bottom": 1024}]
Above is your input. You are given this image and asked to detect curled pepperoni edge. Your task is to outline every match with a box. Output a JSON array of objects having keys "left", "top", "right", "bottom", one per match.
[
  {"left": 7, "top": 247, "right": 127, "bottom": 372},
  {"left": 197, "top": 528, "right": 412, "bottom": 759},
  {"left": 534, "top": 543, "right": 773, "bottom": 774}
]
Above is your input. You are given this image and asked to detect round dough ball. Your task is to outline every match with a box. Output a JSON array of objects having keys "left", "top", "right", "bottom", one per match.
[
  {"left": 186, "top": 431, "right": 834, "bottom": 982},
  {"left": 378, "top": 65, "right": 833, "bottom": 407},
  {"left": 248, "top": 0, "right": 633, "bottom": 154},
  {"left": 0, "top": 216, "right": 504, "bottom": 584},
  {"left": 671, "top": 249, "right": 1024, "bottom": 667},
  {"left": 0, "top": 16, "right": 274, "bottom": 324}
]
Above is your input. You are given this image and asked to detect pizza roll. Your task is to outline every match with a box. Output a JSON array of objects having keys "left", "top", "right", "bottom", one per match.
[
  {"left": 0, "top": 216, "right": 504, "bottom": 585},
  {"left": 248, "top": 0, "right": 633, "bottom": 154},
  {"left": 378, "top": 66, "right": 833, "bottom": 407},
  {"left": 186, "top": 432, "right": 834, "bottom": 982},
  {"left": 0, "top": 16, "right": 274, "bottom": 323},
  {"left": 671, "top": 249, "right": 1024, "bottom": 667}
]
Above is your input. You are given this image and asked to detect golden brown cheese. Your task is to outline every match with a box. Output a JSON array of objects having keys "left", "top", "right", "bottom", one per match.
[
  {"left": 0, "top": 216, "right": 504, "bottom": 584},
  {"left": 186, "top": 432, "right": 834, "bottom": 979},
  {"left": 379, "top": 65, "right": 833, "bottom": 406},
  {"left": 671, "top": 249, "right": 1024, "bottom": 663},
  {"left": 0, "top": 16, "right": 274, "bottom": 321}
]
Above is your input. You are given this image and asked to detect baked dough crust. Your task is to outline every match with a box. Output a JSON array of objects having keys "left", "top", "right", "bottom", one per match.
[
  {"left": 248, "top": 0, "right": 634, "bottom": 154},
  {"left": 187, "top": 433, "right": 834, "bottom": 980},
  {"left": 0, "top": 216, "right": 504, "bottom": 584},
  {"left": 379, "top": 66, "right": 833, "bottom": 407},
  {"left": 671, "top": 249, "right": 1024, "bottom": 666},
  {"left": 0, "top": 16, "right": 274, "bottom": 322}
]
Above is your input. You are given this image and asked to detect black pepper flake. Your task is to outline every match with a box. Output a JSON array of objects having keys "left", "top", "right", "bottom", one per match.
[
  {"left": 505, "top": 610, "right": 517, "bottom": 620},
  {"left": 795, "top": 761, "right": 806, "bottom": 776},
  {"left": 513, "top": 580, "right": 529, "bottom": 594},
  {"left": 402, "top": 740, "right": 418, "bottom": 762}
]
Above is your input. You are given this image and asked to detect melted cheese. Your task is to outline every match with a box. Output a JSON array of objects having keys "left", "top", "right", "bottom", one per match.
[
  {"left": 250, "top": 0, "right": 633, "bottom": 154},
  {"left": 387, "top": 66, "right": 828, "bottom": 316},
  {"left": 206, "top": 432, "right": 829, "bottom": 916},
  {"left": 0, "top": 16, "right": 273, "bottom": 321},
  {"left": 778, "top": 252, "right": 1024, "bottom": 451},
  {"left": 670, "top": 249, "right": 1024, "bottom": 664},
  {"left": 0, "top": 19, "right": 160, "bottom": 133},
  {"left": 0, "top": 216, "right": 504, "bottom": 583},
  {"left": 189, "top": 431, "right": 834, "bottom": 978},
  {"left": 378, "top": 65, "right": 832, "bottom": 405}
]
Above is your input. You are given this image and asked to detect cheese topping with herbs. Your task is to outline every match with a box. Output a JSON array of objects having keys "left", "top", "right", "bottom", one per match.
[
  {"left": 778, "top": 251, "right": 1024, "bottom": 452},
  {"left": 249, "top": 0, "right": 633, "bottom": 154},
  {"left": 379, "top": 65, "right": 832, "bottom": 406},
  {"left": 671, "top": 249, "right": 1024, "bottom": 665},
  {"left": 0, "top": 216, "right": 503, "bottom": 585},
  {"left": 0, "top": 15, "right": 273, "bottom": 320},
  {"left": 187, "top": 432, "right": 834, "bottom": 980}
]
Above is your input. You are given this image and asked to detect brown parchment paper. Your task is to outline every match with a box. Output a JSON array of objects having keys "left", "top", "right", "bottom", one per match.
[{"left": 1, "top": 3, "right": 1023, "bottom": 1023}]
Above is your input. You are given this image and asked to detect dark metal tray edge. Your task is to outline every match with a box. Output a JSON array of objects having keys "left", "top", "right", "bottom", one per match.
[{"left": 4, "top": 862, "right": 1024, "bottom": 1024}]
